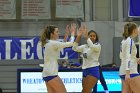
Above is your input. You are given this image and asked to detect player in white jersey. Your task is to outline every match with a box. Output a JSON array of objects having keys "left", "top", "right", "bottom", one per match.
[
  {"left": 72, "top": 27, "right": 101, "bottom": 93},
  {"left": 119, "top": 22, "right": 140, "bottom": 93},
  {"left": 40, "top": 24, "right": 76, "bottom": 93}
]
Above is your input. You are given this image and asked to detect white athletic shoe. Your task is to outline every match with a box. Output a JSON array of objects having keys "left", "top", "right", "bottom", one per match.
[{"left": 39, "top": 64, "right": 44, "bottom": 67}]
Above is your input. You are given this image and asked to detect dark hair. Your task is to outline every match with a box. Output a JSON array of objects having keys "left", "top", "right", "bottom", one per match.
[
  {"left": 40, "top": 25, "right": 57, "bottom": 47},
  {"left": 123, "top": 22, "right": 137, "bottom": 39},
  {"left": 88, "top": 30, "right": 99, "bottom": 43}
]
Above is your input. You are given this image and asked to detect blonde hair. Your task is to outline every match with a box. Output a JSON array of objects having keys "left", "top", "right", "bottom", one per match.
[
  {"left": 40, "top": 25, "right": 57, "bottom": 47},
  {"left": 123, "top": 22, "right": 137, "bottom": 39}
]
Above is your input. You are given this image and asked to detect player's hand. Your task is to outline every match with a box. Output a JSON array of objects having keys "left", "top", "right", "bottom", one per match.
[
  {"left": 77, "top": 26, "right": 84, "bottom": 36},
  {"left": 64, "top": 25, "right": 69, "bottom": 42},
  {"left": 70, "top": 23, "right": 76, "bottom": 36},
  {"left": 82, "top": 25, "right": 88, "bottom": 39}
]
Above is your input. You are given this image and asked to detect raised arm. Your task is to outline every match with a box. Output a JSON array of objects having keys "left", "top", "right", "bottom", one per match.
[
  {"left": 82, "top": 26, "right": 101, "bottom": 52},
  {"left": 64, "top": 23, "right": 76, "bottom": 42},
  {"left": 56, "top": 23, "right": 76, "bottom": 49},
  {"left": 63, "top": 25, "right": 69, "bottom": 42},
  {"left": 72, "top": 26, "right": 84, "bottom": 52},
  {"left": 69, "top": 23, "right": 76, "bottom": 42}
]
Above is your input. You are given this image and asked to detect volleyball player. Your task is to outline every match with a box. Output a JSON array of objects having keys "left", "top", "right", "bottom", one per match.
[
  {"left": 119, "top": 22, "right": 140, "bottom": 93},
  {"left": 40, "top": 24, "right": 76, "bottom": 93},
  {"left": 73, "top": 27, "right": 101, "bottom": 93}
]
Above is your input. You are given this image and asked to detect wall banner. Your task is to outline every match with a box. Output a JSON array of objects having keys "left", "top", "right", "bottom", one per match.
[
  {"left": 129, "top": 0, "right": 140, "bottom": 17},
  {"left": 0, "top": 37, "right": 78, "bottom": 60}
]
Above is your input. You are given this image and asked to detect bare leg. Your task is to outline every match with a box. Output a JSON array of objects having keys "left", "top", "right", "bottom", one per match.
[
  {"left": 45, "top": 81, "right": 55, "bottom": 93},
  {"left": 82, "top": 77, "right": 86, "bottom": 89},
  {"left": 47, "top": 76, "right": 67, "bottom": 93},
  {"left": 121, "top": 79, "right": 132, "bottom": 93},
  {"left": 82, "top": 75, "right": 98, "bottom": 93},
  {"left": 129, "top": 76, "right": 140, "bottom": 93}
]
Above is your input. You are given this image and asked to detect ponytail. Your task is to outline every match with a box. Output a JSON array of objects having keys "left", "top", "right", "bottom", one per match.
[
  {"left": 40, "top": 25, "right": 57, "bottom": 47},
  {"left": 123, "top": 22, "right": 137, "bottom": 39},
  {"left": 123, "top": 24, "right": 129, "bottom": 39},
  {"left": 40, "top": 29, "right": 47, "bottom": 47}
]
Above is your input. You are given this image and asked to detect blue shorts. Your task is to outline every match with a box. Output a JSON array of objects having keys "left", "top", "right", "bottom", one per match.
[
  {"left": 120, "top": 74, "right": 140, "bottom": 80},
  {"left": 43, "top": 75, "right": 57, "bottom": 82},
  {"left": 83, "top": 66, "right": 100, "bottom": 79}
]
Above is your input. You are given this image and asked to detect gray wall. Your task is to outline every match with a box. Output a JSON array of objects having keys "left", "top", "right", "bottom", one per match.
[
  {"left": 0, "top": 21, "right": 76, "bottom": 37},
  {"left": 113, "top": 37, "right": 122, "bottom": 67}
]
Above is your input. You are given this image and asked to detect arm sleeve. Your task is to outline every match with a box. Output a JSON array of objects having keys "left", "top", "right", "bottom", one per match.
[
  {"left": 56, "top": 36, "right": 75, "bottom": 49},
  {"left": 87, "top": 38, "right": 101, "bottom": 52},
  {"left": 72, "top": 42, "right": 84, "bottom": 52},
  {"left": 125, "top": 39, "right": 132, "bottom": 70}
]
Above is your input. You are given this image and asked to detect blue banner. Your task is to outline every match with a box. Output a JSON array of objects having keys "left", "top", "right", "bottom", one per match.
[
  {"left": 0, "top": 37, "right": 78, "bottom": 60},
  {"left": 129, "top": 0, "right": 140, "bottom": 17}
]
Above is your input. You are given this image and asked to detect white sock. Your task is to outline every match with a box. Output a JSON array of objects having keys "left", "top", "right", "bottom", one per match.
[{"left": 105, "top": 90, "right": 109, "bottom": 93}]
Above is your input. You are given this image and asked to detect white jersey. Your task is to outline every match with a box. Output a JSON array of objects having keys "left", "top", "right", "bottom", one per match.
[
  {"left": 42, "top": 36, "right": 74, "bottom": 77},
  {"left": 119, "top": 37, "right": 138, "bottom": 75},
  {"left": 72, "top": 38, "right": 101, "bottom": 69}
]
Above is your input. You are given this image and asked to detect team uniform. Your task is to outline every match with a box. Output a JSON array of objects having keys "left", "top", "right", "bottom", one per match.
[
  {"left": 72, "top": 38, "right": 101, "bottom": 79},
  {"left": 119, "top": 37, "right": 140, "bottom": 79},
  {"left": 42, "top": 36, "right": 74, "bottom": 82}
]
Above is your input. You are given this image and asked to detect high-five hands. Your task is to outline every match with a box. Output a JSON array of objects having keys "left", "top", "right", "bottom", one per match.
[
  {"left": 77, "top": 25, "right": 88, "bottom": 39},
  {"left": 70, "top": 23, "right": 76, "bottom": 36},
  {"left": 64, "top": 25, "right": 69, "bottom": 42},
  {"left": 64, "top": 23, "right": 76, "bottom": 42},
  {"left": 82, "top": 25, "right": 88, "bottom": 39}
]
